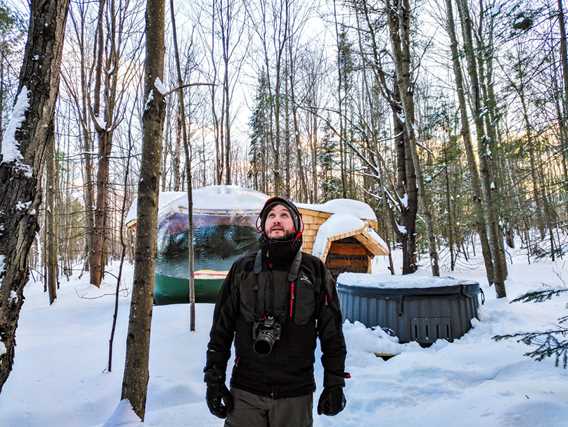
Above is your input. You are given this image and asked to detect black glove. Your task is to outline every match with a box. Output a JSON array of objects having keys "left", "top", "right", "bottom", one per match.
[
  {"left": 317, "top": 385, "right": 346, "bottom": 416},
  {"left": 206, "top": 382, "right": 234, "bottom": 418}
]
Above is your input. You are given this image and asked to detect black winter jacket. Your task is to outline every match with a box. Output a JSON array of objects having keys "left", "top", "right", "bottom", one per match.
[{"left": 204, "top": 250, "right": 347, "bottom": 398}]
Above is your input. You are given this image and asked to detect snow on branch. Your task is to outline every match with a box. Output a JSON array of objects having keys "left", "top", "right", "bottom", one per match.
[
  {"left": 144, "top": 89, "right": 154, "bottom": 112},
  {"left": 153, "top": 77, "right": 168, "bottom": 96},
  {"left": 510, "top": 288, "right": 568, "bottom": 304}
]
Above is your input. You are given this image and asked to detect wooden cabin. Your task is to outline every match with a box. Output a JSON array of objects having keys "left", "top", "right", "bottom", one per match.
[{"left": 298, "top": 206, "right": 389, "bottom": 278}]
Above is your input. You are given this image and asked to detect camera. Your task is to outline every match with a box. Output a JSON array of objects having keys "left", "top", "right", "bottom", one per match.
[{"left": 252, "top": 316, "right": 282, "bottom": 356}]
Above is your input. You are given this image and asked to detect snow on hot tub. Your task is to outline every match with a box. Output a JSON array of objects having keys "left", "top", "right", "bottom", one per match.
[{"left": 336, "top": 273, "right": 483, "bottom": 346}]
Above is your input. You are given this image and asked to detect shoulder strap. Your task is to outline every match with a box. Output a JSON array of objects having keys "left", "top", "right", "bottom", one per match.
[
  {"left": 253, "top": 249, "right": 263, "bottom": 273},
  {"left": 287, "top": 250, "right": 302, "bottom": 282}
]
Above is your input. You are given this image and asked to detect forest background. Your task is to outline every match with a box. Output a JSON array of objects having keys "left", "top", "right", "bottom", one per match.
[{"left": 1, "top": 0, "right": 568, "bottom": 420}]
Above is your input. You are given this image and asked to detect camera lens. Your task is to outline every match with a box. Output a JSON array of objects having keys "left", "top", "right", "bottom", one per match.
[{"left": 253, "top": 339, "right": 272, "bottom": 355}]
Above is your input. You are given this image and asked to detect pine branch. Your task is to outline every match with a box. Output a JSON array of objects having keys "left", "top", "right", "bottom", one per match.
[
  {"left": 510, "top": 288, "right": 568, "bottom": 303},
  {"left": 494, "top": 328, "right": 568, "bottom": 368}
]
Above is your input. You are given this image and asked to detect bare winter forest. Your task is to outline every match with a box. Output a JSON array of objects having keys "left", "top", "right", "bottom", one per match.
[{"left": 1, "top": 0, "right": 568, "bottom": 420}]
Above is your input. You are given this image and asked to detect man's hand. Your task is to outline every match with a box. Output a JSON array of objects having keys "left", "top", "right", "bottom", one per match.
[
  {"left": 206, "top": 382, "right": 234, "bottom": 418},
  {"left": 317, "top": 385, "right": 346, "bottom": 416}
]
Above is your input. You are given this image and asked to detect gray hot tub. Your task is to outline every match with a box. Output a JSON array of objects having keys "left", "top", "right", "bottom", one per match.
[{"left": 337, "top": 274, "right": 483, "bottom": 346}]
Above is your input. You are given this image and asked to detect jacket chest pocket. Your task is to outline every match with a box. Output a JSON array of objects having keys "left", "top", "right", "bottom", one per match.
[
  {"left": 293, "top": 276, "right": 316, "bottom": 326},
  {"left": 238, "top": 272, "right": 258, "bottom": 322}
]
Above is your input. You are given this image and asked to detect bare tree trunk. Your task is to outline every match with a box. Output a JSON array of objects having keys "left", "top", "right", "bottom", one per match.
[
  {"left": 121, "top": 0, "right": 165, "bottom": 419},
  {"left": 108, "top": 106, "right": 135, "bottom": 373},
  {"left": 222, "top": 11, "right": 232, "bottom": 185},
  {"left": 89, "top": 0, "right": 122, "bottom": 288},
  {"left": 456, "top": 0, "right": 507, "bottom": 297},
  {"left": 519, "top": 87, "right": 546, "bottom": 238},
  {"left": 387, "top": 0, "right": 439, "bottom": 276},
  {"left": 173, "top": 107, "right": 182, "bottom": 190},
  {"left": 0, "top": 0, "right": 69, "bottom": 394},
  {"left": 445, "top": 0, "right": 494, "bottom": 283},
  {"left": 444, "top": 134, "right": 455, "bottom": 271},
  {"left": 46, "top": 121, "right": 58, "bottom": 304},
  {"left": 65, "top": 4, "right": 95, "bottom": 272},
  {"left": 333, "top": 0, "right": 347, "bottom": 198},
  {"left": 557, "top": 0, "right": 568, "bottom": 189},
  {"left": 289, "top": 43, "right": 308, "bottom": 201},
  {"left": 88, "top": 0, "right": 107, "bottom": 287},
  {"left": 0, "top": 58, "right": 3, "bottom": 154},
  {"left": 170, "top": 0, "right": 196, "bottom": 331},
  {"left": 394, "top": 97, "right": 418, "bottom": 274},
  {"left": 284, "top": 52, "right": 291, "bottom": 198}
]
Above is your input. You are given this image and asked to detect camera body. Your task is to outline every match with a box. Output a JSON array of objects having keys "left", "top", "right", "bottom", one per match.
[{"left": 252, "top": 316, "right": 282, "bottom": 356}]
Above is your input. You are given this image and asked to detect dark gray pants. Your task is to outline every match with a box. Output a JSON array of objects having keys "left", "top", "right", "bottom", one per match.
[{"left": 225, "top": 387, "right": 313, "bottom": 427}]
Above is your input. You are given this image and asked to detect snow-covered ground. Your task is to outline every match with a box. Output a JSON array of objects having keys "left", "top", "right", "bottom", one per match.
[{"left": 1, "top": 244, "right": 568, "bottom": 427}]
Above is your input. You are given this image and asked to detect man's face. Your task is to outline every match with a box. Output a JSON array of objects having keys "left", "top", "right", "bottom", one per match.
[{"left": 265, "top": 204, "right": 295, "bottom": 239}]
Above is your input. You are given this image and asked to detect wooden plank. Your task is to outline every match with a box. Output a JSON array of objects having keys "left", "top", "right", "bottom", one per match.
[
  {"left": 329, "top": 242, "right": 370, "bottom": 256},
  {"left": 326, "top": 262, "right": 368, "bottom": 274},
  {"left": 301, "top": 216, "right": 320, "bottom": 225},
  {"left": 326, "top": 256, "right": 369, "bottom": 270},
  {"left": 354, "top": 231, "right": 389, "bottom": 256},
  {"left": 299, "top": 207, "right": 332, "bottom": 218},
  {"left": 303, "top": 225, "right": 318, "bottom": 230}
]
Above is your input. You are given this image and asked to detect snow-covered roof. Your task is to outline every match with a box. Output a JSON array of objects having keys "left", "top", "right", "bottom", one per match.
[
  {"left": 368, "top": 228, "right": 388, "bottom": 252},
  {"left": 337, "top": 272, "right": 470, "bottom": 289},
  {"left": 312, "top": 213, "right": 389, "bottom": 259},
  {"left": 312, "top": 214, "right": 365, "bottom": 258},
  {"left": 297, "top": 198, "right": 377, "bottom": 221},
  {"left": 126, "top": 185, "right": 268, "bottom": 226}
]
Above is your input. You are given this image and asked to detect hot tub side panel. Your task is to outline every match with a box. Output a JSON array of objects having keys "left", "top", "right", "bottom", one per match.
[{"left": 338, "top": 283, "right": 480, "bottom": 345}]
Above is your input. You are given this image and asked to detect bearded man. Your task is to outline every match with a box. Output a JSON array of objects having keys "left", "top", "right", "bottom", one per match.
[{"left": 204, "top": 197, "right": 348, "bottom": 427}]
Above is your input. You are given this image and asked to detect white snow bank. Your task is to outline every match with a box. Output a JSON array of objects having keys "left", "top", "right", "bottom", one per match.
[
  {"left": 338, "top": 272, "right": 470, "bottom": 289},
  {"left": 103, "top": 400, "right": 142, "bottom": 426},
  {"left": 298, "top": 198, "right": 377, "bottom": 221},
  {"left": 312, "top": 214, "right": 365, "bottom": 258},
  {"left": 343, "top": 320, "right": 404, "bottom": 356},
  {"left": 126, "top": 185, "right": 268, "bottom": 226},
  {"left": 1, "top": 86, "right": 30, "bottom": 168}
]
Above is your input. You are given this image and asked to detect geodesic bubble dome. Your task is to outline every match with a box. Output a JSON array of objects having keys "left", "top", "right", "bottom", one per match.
[{"left": 152, "top": 186, "right": 268, "bottom": 278}]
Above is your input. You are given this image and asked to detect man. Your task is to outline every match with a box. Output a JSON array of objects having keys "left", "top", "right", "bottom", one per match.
[{"left": 204, "top": 197, "right": 348, "bottom": 427}]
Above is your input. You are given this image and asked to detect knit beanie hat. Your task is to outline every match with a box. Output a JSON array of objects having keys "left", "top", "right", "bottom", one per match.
[{"left": 258, "top": 196, "right": 303, "bottom": 237}]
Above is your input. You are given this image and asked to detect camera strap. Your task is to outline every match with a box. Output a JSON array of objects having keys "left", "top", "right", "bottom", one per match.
[{"left": 252, "top": 249, "right": 302, "bottom": 320}]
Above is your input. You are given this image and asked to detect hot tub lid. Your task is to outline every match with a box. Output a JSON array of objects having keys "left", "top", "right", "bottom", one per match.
[{"left": 337, "top": 272, "right": 480, "bottom": 297}]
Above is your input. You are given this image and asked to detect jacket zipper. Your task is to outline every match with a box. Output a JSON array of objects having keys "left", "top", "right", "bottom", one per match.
[{"left": 289, "top": 281, "right": 296, "bottom": 320}]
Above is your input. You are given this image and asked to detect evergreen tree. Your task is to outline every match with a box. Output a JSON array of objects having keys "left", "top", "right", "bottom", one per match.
[
  {"left": 319, "top": 118, "right": 341, "bottom": 200},
  {"left": 248, "top": 71, "right": 269, "bottom": 192},
  {"left": 494, "top": 288, "right": 568, "bottom": 368}
]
